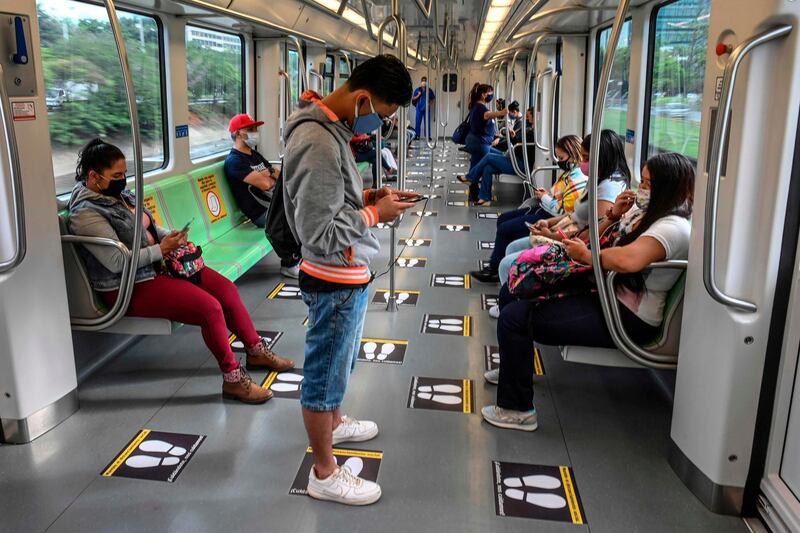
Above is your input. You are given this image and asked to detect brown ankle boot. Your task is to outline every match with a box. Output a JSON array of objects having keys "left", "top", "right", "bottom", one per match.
[
  {"left": 222, "top": 368, "right": 272, "bottom": 404},
  {"left": 246, "top": 339, "right": 295, "bottom": 371}
]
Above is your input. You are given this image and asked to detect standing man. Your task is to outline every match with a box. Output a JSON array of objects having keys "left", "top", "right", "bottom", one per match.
[
  {"left": 224, "top": 113, "right": 300, "bottom": 278},
  {"left": 411, "top": 76, "right": 435, "bottom": 140},
  {"left": 282, "top": 55, "right": 415, "bottom": 506}
]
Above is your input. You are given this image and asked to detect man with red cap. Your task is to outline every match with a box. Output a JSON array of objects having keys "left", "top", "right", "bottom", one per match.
[{"left": 224, "top": 113, "right": 299, "bottom": 278}]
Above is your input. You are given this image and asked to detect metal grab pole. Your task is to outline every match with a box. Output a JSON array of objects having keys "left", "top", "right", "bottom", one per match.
[
  {"left": 424, "top": 51, "right": 439, "bottom": 150},
  {"left": 534, "top": 68, "right": 553, "bottom": 152},
  {"left": 71, "top": 0, "right": 143, "bottom": 330},
  {"left": 0, "top": 65, "right": 25, "bottom": 274},
  {"left": 378, "top": 1, "right": 407, "bottom": 312},
  {"left": 288, "top": 35, "right": 308, "bottom": 92},
  {"left": 504, "top": 49, "right": 528, "bottom": 179},
  {"left": 439, "top": 53, "right": 451, "bottom": 154},
  {"left": 549, "top": 71, "right": 561, "bottom": 161},
  {"left": 521, "top": 34, "right": 548, "bottom": 187},
  {"left": 703, "top": 24, "right": 792, "bottom": 314}
]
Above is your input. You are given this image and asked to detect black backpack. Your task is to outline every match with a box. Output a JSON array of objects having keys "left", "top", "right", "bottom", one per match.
[{"left": 264, "top": 118, "right": 332, "bottom": 264}]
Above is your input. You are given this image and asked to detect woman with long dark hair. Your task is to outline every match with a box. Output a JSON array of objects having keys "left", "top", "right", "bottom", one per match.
[
  {"left": 68, "top": 139, "right": 294, "bottom": 404},
  {"left": 481, "top": 152, "right": 694, "bottom": 431},
  {"left": 464, "top": 83, "right": 508, "bottom": 200}
]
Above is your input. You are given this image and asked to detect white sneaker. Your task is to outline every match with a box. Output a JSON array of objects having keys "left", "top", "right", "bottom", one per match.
[
  {"left": 488, "top": 304, "right": 500, "bottom": 319},
  {"left": 280, "top": 264, "right": 300, "bottom": 279},
  {"left": 307, "top": 465, "right": 382, "bottom": 506},
  {"left": 332, "top": 415, "right": 379, "bottom": 445},
  {"left": 484, "top": 368, "right": 499, "bottom": 385},
  {"left": 481, "top": 405, "right": 538, "bottom": 431}
]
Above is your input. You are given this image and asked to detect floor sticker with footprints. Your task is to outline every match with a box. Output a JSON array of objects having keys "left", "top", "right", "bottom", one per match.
[
  {"left": 228, "top": 331, "right": 282, "bottom": 353},
  {"left": 398, "top": 238, "right": 431, "bottom": 247},
  {"left": 290, "top": 448, "right": 383, "bottom": 496},
  {"left": 102, "top": 429, "right": 205, "bottom": 483},
  {"left": 491, "top": 461, "right": 585, "bottom": 524},
  {"left": 261, "top": 370, "right": 304, "bottom": 398},
  {"left": 484, "top": 345, "right": 544, "bottom": 375},
  {"left": 440, "top": 224, "right": 470, "bottom": 232},
  {"left": 447, "top": 201, "right": 468, "bottom": 207},
  {"left": 476, "top": 212, "right": 500, "bottom": 219},
  {"left": 372, "top": 289, "right": 419, "bottom": 306},
  {"left": 358, "top": 338, "right": 407, "bottom": 364},
  {"left": 477, "top": 240, "right": 496, "bottom": 250},
  {"left": 478, "top": 259, "right": 491, "bottom": 270},
  {"left": 481, "top": 294, "right": 499, "bottom": 310},
  {"left": 431, "top": 274, "right": 471, "bottom": 289},
  {"left": 267, "top": 283, "right": 302, "bottom": 300},
  {"left": 407, "top": 377, "right": 474, "bottom": 413},
  {"left": 421, "top": 313, "right": 471, "bottom": 336},
  {"left": 413, "top": 211, "right": 437, "bottom": 217},
  {"left": 396, "top": 257, "right": 427, "bottom": 268}
]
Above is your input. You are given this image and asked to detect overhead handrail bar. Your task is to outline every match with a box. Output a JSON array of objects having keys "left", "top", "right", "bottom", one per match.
[
  {"left": 521, "top": 33, "right": 549, "bottom": 183},
  {"left": 586, "top": 0, "right": 687, "bottom": 368},
  {"left": 71, "top": 0, "right": 143, "bottom": 330},
  {"left": 508, "top": 4, "right": 611, "bottom": 42},
  {"left": 0, "top": 65, "right": 26, "bottom": 274},
  {"left": 703, "top": 24, "right": 792, "bottom": 313}
]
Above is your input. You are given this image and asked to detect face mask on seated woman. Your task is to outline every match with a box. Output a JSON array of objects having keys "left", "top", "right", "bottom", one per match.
[
  {"left": 635, "top": 188, "right": 650, "bottom": 210},
  {"left": 100, "top": 176, "right": 126, "bottom": 196}
]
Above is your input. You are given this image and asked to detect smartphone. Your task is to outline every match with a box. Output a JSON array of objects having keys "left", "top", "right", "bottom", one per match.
[
  {"left": 405, "top": 195, "right": 427, "bottom": 203},
  {"left": 556, "top": 227, "right": 568, "bottom": 240},
  {"left": 180, "top": 217, "right": 195, "bottom": 233},
  {"left": 524, "top": 221, "right": 535, "bottom": 229}
]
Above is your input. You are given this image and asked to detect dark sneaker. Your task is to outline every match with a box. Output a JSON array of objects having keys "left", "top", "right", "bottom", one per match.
[{"left": 470, "top": 268, "right": 500, "bottom": 283}]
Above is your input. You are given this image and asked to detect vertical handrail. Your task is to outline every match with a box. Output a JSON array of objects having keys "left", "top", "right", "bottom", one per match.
[
  {"left": 439, "top": 53, "right": 450, "bottom": 153},
  {"left": 287, "top": 35, "right": 308, "bottom": 92},
  {"left": 703, "top": 24, "right": 792, "bottom": 313},
  {"left": 424, "top": 51, "right": 439, "bottom": 149},
  {"left": 340, "top": 50, "right": 353, "bottom": 82},
  {"left": 278, "top": 70, "right": 290, "bottom": 153},
  {"left": 0, "top": 65, "right": 26, "bottom": 274},
  {"left": 308, "top": 69, "right": 324, "bottom": 93},
  {"left": 71, "top": 0, "right": 143, "bottom": 329},
  {"left": 521, "top": 33, "right": 549, "bottom": 185},
  {"left": 549, "top": 71, "right": 561, "bottom": 162},
  {"left": 378, "top": 0, "right": 408, "bottom": 312},
  {"left": 504, "top": 49, "right": 528, "bottom": 179},
  {"left": 534, "top": 68, "right": 553, "bottom": 152}
]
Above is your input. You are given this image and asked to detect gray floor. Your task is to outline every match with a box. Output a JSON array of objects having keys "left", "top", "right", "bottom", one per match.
[{"left": 0, "top": 142, "right": 747, "bottom": 533}]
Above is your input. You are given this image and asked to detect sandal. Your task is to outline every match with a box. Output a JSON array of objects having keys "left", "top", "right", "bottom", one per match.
[{"left": 456, "top": 175, "right": 469, "bottom": 184}]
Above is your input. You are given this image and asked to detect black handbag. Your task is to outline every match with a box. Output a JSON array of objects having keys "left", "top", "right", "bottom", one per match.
[{"left": 452, "top": 116, "right": 470, "bottom": 145}]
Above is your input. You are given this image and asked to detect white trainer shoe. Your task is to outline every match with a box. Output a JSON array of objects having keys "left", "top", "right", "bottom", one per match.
[
  {"left": 280, "top": 264, "right": 300, "bottom": 279},
  {"left": 481, "top": 405, "right": 538, "bottom": 432},
  {"left": 307, "top": 465, "right": 382, "bottom": 506},
  {"left": 484, "top": 368, "right": 499, "bottom": 385},
  {"left": 488, "top": 304, "right": 500, "bottom": 319},
  {"left": 332, "top": 415, "right": 379, "bottom": 445}
]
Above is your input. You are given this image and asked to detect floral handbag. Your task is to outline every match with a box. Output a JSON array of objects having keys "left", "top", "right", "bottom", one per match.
[{"left": 163, "top": 242, "right": 205, "bottom": 284}]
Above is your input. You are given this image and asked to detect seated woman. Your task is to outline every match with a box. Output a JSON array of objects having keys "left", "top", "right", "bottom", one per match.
[
  {"left": 351, "top": 134, "right": 396, "bottom": 188},
  {"left": 471, "top": 134, "right": 587, "bottom": 283},
  {"left": 481, "top": 152, "right": 694, "bottom": 431},
  {"left": 68, "top": 139, "right": 294, "bottom": 404},
  {"left": 494, "top": 130, "right": 631, "bottom": 292},
  {"left": 456, "top": 107, "right": 535, "bottom": 207}
]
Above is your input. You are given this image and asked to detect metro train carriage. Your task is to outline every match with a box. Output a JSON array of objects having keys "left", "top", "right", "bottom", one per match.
[{"left": 1, "top": 0, "right": 800, "bottom": 531}]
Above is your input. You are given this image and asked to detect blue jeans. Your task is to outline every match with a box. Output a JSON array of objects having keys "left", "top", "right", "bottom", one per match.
[
  {"left": 489, "top": 207, "right": 551, "bottom": 273},
  {"left": 499, "top": 236, "right": 532, "bottom": 285},
  {"left": 354, "top": 149, "right": 391, "bottom": 188},
  {"left": 300, "top": 287, "right": 369, "bottom": 411},
  {"left": 415, "top": 107, "right": 432, "bottom": 138},
  {"left": 467, "top": 152, "right": 515, "bottom": 201}
]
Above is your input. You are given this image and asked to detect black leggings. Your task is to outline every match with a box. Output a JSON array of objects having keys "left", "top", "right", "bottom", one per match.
[{"left": 496, "top": 285, "right": 660, "bottom": 412}]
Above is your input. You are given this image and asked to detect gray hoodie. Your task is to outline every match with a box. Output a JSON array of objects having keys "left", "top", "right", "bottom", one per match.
[{"left": 282, "top": 95, "right": 380, "bottom": 284}]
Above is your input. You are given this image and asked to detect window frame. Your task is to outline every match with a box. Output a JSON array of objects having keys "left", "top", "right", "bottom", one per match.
[
  {"left": 592, "top": 17, "right": 633, "bottom": 133},
  {"left": 323, "top": 54, "right": 335, "bottom": 95},
  {"left": 286, "top": 44, "right": 301, "bottom": 111},
  {"left": 640, "top": 0, "right": 707, "bottom": 164},
  {"left": 47, "top": 1, "right": 169, "bottom": 196},
  {"left": 185, "top": 22, "right": 246, "bottom": 162}
]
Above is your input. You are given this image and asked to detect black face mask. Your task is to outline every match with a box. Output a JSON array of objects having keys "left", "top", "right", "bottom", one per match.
[
  {"left": 557, "top": 159, "right": 573, "bottom": 172},
  {"left": 101, "top": 176, "right": 126, "bottom": 196}
]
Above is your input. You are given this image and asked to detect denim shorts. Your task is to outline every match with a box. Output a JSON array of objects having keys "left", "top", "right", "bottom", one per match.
[{"left": 300, "top": 287, "right": 369, "bottom": 411}]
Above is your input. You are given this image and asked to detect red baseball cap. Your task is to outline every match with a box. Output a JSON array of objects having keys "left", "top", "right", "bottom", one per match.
[{"left": 228, "top": 113, "right": 264, "bottom": 133}]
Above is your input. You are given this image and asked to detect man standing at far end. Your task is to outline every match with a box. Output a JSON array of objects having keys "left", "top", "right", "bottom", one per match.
[
  {"left": 282, "top": 55, "right": 415, "bottom": 506},
  {"left": 411, "top": 76, "right": 435, "bottom": 140}
]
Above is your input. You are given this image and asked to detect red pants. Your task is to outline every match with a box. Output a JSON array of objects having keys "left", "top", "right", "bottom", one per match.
[{"left": 103, "top": 269, "right": 260, "bottom": 373}]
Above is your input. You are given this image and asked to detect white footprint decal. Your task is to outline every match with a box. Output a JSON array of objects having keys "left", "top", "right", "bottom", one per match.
[
  {"left": 125, "top": 440, "right": 187, "bottom": 469},
  {"left": 362, "top": 342, "right": 378, "bottom": 360},
  {"left": 337, "top": 456, "right": 364, "bottom": 476},
  {"left": 403, "top": 239, "right": 426, "bottom": 247},
  {"left": 382, "top": 291, "right": 410, "bottom": 304},
  {"left": 277, "top": 286, "right": 301, "bottom": 298},
  {"left": 426, "top": 318, "right": 464, "bottom": 332},
  {"left": 396, "top": 258, "right": 419, "bottom": 267},
  {"left": 417, "top": 384, "right": 462, "bottom": 404},
  {"left": 502, "top": 475, "right": 566, "bottom": 509},
  {"left": 363, "top": 342, "right": 396, "bottom": 361},
  {"left": 434, "top": 276, "right": 465, "bottom": 286},
  {"left": 270, "top": 372, "right": 303, "bottom": 392}
]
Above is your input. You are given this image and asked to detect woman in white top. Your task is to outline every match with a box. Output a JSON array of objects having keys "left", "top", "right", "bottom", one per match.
[{"left": 481, "top": 152, "right": 693, "bottom": 431}]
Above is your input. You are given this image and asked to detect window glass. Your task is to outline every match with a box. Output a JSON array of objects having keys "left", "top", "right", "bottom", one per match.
[
  {"left": 186, "top": 25, "right": 243, "bottom": 160},
  {"left": 645, "top": 0, "right": 711, "bottom": 161},
  {"left": 287, "top": 48, "right": 300, "bottom": 112},
  {"left": 596, "top": 20, "right": 632, "bottom": 136},
  {"left": 37, "top": 0, "right": 165, "bottom": 195},
  {"left": 324, "top": 55, "right": 335, "bottom": 95},
  {"left": 338, "top": 56, "right": 350, "bottom": 87}
]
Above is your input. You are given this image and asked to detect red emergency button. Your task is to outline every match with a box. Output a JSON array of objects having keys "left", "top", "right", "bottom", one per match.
[{"left": 716, "top": 42, "right": 732, "bottom": 56}]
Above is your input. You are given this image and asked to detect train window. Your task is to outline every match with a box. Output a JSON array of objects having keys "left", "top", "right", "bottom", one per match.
[
  {"left": 338, "top": 56, "right": 350, "bottom": 86},
  {"left": 186, "top": 25, "right": 244, "bottom": 160},
  {"left": 37, "top": 0, "right": 166, "bottom": 195},
  {"left": 287, "top": 47, "right": 301, "bottom": 111},
  {"left": 595, "top": 19, "right": 632, "bottom": 136},
  {"left": 643, "top": 0, "right": 711, "bottom": 161},
  {"left": 324, "top": 54, "right": 335, "bottom": 95}
]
